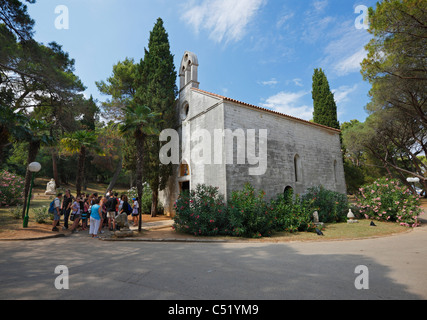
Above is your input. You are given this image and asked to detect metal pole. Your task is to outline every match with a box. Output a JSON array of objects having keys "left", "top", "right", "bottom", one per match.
[{"left": 23, "top": 172, "right": 35, "bottom": 228}]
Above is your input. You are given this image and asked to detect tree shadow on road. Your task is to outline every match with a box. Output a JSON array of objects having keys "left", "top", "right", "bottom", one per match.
[{"left": 0, "top": 239, "right": 423, "bottom": 300}]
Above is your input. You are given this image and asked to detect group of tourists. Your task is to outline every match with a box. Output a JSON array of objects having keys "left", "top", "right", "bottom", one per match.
[{"left": 51, "top": 189, "right": 140, "bottom": 238}]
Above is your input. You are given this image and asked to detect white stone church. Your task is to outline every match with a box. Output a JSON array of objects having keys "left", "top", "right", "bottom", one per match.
[{"left": 160, "top": 51, "right": 346, "bottom": 216}]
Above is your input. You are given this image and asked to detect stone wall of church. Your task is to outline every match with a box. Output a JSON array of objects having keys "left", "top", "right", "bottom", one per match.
[{"left": 223, "top": 101, "right": 347, "bottom": 201}]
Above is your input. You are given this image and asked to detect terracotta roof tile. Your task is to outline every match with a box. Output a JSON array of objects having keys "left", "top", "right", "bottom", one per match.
[{"left": 191, "top": 87, "right": 341, "bottom": 133}]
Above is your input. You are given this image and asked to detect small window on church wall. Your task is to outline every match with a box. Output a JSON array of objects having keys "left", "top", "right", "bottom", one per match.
[
  {"left": 294, "top": 155, "right": 300, "bottom": 183},
  {"left": 334, "top": 160, "right": 338, "bottom": 183},
  {"left": 181, "top": 103, "right": 189, "bottom": 120}
]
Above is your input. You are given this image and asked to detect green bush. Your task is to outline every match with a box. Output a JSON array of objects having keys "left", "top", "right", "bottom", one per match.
[
  {"left": 0, "top": 170, "right": 25, "bottom": 207},
  {"left": 173, "top": 184, "right": 228, "bottom": 236},
  {"left": 355, "top": 177, "right": 421, "bottom": 227},
  {"left": 227, "top": 183, "right": 274, "bottom": 238},
  {"left": 302, "top": 186, "right": 349, "bottom": 223},
  {"left": 127, "top": 184, "right": 164, "bottom": 214},
  {"left": 9, "top": 205, "right": 23, "bottom": 220},
  {"left": 33, "top": 206, "right": 52, "bottom": 224},
  {"left": 270, "top": 193, "right": 316, "bottom": 233},
  {"left": 173, "top": 183, "right": 348, "bottom": 238}
]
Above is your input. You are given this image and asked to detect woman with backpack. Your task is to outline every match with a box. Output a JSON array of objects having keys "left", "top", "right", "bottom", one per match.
[{"left": 120, "top": 195, "right": 132, "bottom": 216}]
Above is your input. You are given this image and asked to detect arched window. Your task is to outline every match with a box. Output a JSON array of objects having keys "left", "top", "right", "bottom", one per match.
[
  {"left": 333, "top": 160, "right": 338, "bottom": 183},
  {"left": 180, "top": 102, "right": 189, "bottom": 120},
  {"left": 294, "top": 154, "right": 301, "bottom": 183},
  {"left": 284, "top": 186, "right": 294, "bottom": 203}
]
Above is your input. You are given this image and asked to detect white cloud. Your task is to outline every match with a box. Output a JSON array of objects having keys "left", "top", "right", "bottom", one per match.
[
  {"left": 313, "top": 0, "right": 328, "bottom": 12},
  {"left": 276, "top": 12, "right": 294, "bottom": 29},
  {"left": 334, "top": 48, "right": 367, "bottom": 76},
  {"left": 181, "top": 0, "right": 266, "bottom": 44},
  {"left": 259, "top": 78, "right": 278, "bottom": 86},
  {"left": 292, "top": 78, "right": 303, "bottom": 87},
  {"left": 332, "top": 84, "right": 358, "bottom": 105},
  {"left": 320, "top": 21, "right": 371, "bottom": 76},
  {"left": 260, "top": 91, "right": 313, "bottom": 121}
]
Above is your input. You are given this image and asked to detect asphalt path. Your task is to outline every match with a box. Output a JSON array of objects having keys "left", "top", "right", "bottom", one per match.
[{"left": 0, "top": 220, "right": 426, "bottom": 301}]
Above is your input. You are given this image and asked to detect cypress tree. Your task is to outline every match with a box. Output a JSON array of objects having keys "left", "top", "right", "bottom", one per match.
[
  {"left": 312, "top": 68, "right": 340, "bottom": 129},
  {"left": 136, "top": 18, "right": 177, "bottom": 217}
]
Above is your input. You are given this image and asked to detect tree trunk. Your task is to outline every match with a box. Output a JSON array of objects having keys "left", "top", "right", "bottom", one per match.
[
  {"left": 135, "top": 130, "right": 145, "bottom": 232},
  {"left": 76, "top": 146, "right": 86, "bottom": 197},
  {"left": 151, "top": 188, "right": 158, "bottom": 217},
  {"left": 106, "top": 155, "right": 123, "bottom": 193},
  {"left": 51, "top": 148, "right": 60, "bottom": 188},
  {"left": 22, "top": 140, "right": 41, "bottom": 219}
]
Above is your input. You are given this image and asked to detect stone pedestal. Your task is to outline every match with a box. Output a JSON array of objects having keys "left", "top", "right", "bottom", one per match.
[
  {"left": 347, "top": 209, "right": 358, "bottom": 224},
  {"left": 313, "top": 211, "right": 325, "bottom": 227},
  {"left": 114, "top": 213, "right": 134, "bottom": 238},
  {"left": 115, "top": 229, "right": 135, "bottom": 238}
]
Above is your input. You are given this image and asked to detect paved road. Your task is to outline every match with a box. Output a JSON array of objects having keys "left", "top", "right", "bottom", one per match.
[{"left": 1, "top": 221, "right": 426, "bottom": 300}]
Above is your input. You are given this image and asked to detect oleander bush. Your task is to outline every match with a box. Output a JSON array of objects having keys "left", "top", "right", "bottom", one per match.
[
  {"left": 227, "top": 183, "right": 274, "bottom": 238},
  {"left": 173, "top": 183, "right": 351, "bottom": 238},
  {"left": 302, "top": 185, "right": 349, "bottom": 223},
  {"left": 355, "top": 177, "right": 421, "bottom": 227},
  {"left": 270, "top": 192, "right": 317, "bottom": 233},
  {"left": 173, "top": 184, "right": 228, "bottom": 237},
  {"left": 0, "top": 170, "right": 25, "bottom": 207}
]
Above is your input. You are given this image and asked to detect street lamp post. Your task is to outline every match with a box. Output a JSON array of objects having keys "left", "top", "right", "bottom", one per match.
[{"left": 23, "top": 162, "right": 42, "bottom": 228}]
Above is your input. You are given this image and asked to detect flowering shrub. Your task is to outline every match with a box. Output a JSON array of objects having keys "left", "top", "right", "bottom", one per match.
[
  {"left": 227, "top": 183, "right": 273, "bottom": 238},
  {"left": 270, "top": 193, "right": 316, "bottom": 233},
  {"left": 0, "top": 170, "right": 25, "bottom": 207},
  {"left": 173, "top": 184, "right": 228, "bottom": 236},
  {"left": 355, "top": 178, "right": 421, "bottom": 227},
  {"left": 174, "top": 183, "right": 351, "bottom": 238},
  {"left": 302, "top": 186, "right": 349, "bottom": 223}
]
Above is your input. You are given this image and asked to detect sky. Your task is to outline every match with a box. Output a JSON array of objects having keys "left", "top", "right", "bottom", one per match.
[{"left": 27, "top": 0, "right": 377, "bottom": 124}]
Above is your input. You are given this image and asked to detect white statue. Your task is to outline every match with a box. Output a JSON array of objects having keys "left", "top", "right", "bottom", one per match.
[
  {"left": 45, "top": 179, "right": 56, "bottom": 195},
  {"left": 313, "top": 211, "right": 319, "bottom": 224}
]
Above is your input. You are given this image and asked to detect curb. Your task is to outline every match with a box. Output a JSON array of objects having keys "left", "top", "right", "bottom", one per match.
[
  {"left": 100, "top": 237, "right": 228, "bottom": 243},
  {"left": 0, "top": 233, "right": 66, "bottom": 242}
]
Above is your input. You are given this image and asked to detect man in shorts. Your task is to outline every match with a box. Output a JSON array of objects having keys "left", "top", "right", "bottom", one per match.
[
  {"left": 106, "top": 193, "right": 118, "bottom": 231},
  {"left": 52, "top": 193, "right": 63, "bottom": 232}
]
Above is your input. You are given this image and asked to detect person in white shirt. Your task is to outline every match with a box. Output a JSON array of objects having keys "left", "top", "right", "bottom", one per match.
[
  {"left": 52, "top": 193, "right": 63, "bottom": 232},
  {"left": 132, "top": 197, "right": 139, "bottom": 226}
]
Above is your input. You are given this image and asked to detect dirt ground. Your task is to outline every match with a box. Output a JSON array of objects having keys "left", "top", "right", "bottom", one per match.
[{"left": 0, "top": 214, "right": 173, "bottom": 241}]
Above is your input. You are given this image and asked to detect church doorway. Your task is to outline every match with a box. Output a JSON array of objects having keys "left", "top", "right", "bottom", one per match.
[
  {"left": 179, "top": 161, "right": 191, "bottom": 194},
  {"left": 180, "top": 181, "right": 190, "bottom": 193},
  {"left": 284, "top": 186, "right": 294, "bottom": 203}
]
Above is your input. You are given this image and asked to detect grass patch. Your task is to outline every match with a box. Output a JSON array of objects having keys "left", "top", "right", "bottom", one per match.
[{"left": 268, "top": 219, "right": 410, "bottom": 242}]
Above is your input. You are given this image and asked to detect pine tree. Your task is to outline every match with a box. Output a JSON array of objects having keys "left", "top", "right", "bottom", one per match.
[
  {"left": 136, "top": 18, "right": 177, "bottom": 217},
  {"left": 312, "top": 68, "right": 340, "bottom": 129}
]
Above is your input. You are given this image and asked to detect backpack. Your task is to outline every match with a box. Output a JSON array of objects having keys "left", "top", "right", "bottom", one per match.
[
  {"left": 127, "top": 202, "right": 132, "bottom": 214},
  {"left": 48, "top": 199, "right": 56, "bottom": 213}
]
